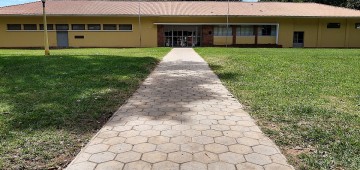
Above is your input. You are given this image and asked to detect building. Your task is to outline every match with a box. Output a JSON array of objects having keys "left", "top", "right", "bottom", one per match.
[{"left": 0, "top": 1, "right": 360, "bottom": 48}]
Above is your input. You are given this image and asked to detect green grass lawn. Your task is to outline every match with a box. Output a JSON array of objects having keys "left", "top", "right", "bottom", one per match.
[
  {"left": 0, "top": 48, "right": 170, "bottom": 169},
  {"left": 196, "top": 48, "right": 360, "bottom": 170}
]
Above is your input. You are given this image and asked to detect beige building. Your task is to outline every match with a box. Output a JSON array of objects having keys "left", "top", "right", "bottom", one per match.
[{"left": 1, "top": 1, "right": 360, "bottom": 48}]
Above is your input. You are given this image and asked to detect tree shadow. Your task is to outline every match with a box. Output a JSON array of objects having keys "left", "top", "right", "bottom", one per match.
[{"left": 0, "top": 54, "right": 160, "bottom": 138}]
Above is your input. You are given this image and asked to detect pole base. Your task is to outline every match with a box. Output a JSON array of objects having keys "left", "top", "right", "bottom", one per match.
[{"left": 45, "top": 50, "right": 50, "bottom": 56}]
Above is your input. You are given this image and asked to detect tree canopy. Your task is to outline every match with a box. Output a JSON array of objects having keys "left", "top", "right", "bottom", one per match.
[{"left": 259, "top": 0, "right": 360, "bottom": 10}]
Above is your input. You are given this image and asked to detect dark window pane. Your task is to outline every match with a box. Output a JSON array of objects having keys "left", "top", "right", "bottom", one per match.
[
  {"left": 23, "top": 24, "right": 37, "bottom": 30},
  {"left": 75, "top": 35, "right": 84, "bottom": 39},
  {"left": 327, "top": 23, "right": 341, "bottom": 29},
  {"left": 103, "top": 24, "right": 117, "bottom": 30},
  {"left": 40, "top": 24, "right": 54, "bottom": 30},
  {"left": 88, "top": 24, "right": 101, "bottom": 30},
  {"left": 355, "top": 23, "right": 360, "bottom": 29},
  {"left": 119, "top": 24, "right": 132, "bottom": 31},
  {"left": 72, "top": 24, "right": 85, "bottom": 30},
  {"left": 7, "top": 24, "right": 21, "bottom": 30},
  {"left": 56, "top": 24, "right": 69, "bottom": 30}
]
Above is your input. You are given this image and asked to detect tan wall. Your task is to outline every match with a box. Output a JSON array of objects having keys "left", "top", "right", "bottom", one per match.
[
  {"left": 258, "top": 36, "right": 276, "bottom": 44},
  {"left": 0, "top": 16, "right": 157, "bottom": 48},
  {"left": 236, "top": 36, "right": 254, "bottom": 44},
  {"left": 213, "top": 36, "right": 232, "bottom": 45},
  {"left": 1, "top": 16, "right": 360, "bottom": 48}
]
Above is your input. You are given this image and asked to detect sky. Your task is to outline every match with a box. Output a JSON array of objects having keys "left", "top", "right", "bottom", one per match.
[{"left": 0, "top": 0, "right": 258, "bottom": 7}]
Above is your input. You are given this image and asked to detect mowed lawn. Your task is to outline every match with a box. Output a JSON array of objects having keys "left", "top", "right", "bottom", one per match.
[
  {"left": 0, "top": 48, "right": 170, "bottom": 169},
  {"left": 196, "top": 48, "right": 360, "bottom": 170}
]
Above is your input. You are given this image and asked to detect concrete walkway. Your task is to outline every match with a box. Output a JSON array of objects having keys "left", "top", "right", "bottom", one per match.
[{"left": 67, "top": 48, "right": 293, "bottom": 170}]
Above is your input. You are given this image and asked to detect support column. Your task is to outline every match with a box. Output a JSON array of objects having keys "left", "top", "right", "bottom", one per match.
[
  {"left": 202, "top": 26, "right": 214, "bottom": 46},
  {"left": 254, "top": 25, "right": 258, "bottom": 45},
  {"left": 157, "top": 25, "right": 164, "bottom": 47},
  {"left": 232, "top": 25, "right": 237, "bottom": 45}
]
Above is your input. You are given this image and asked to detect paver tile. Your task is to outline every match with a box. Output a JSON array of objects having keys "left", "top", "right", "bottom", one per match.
[
  {"left": 208, "top": 162, "right": 236, "bottom": 170},
  {"left": 205, "top": 143, "right": 228, "bottom": 153},
  {"left": 123, "top": 161, "right": 151, "bottom": 170},
  {"left": 89, "top": 152, "right": 116, "bottom": 163},
  {"left": 67, "top": 48, "right": 291, "bottom": 170},
  {"left": 125, "top": 136, "right": 148, "bottom": 144},
  {"left": 193, "top": 151, "right": 219, "bottom": 164},
  {"left": 168, "top": 151, "right": 192, "bottom": 163},
  {"left": 115, "top": 151, "right": 141, "bottom": 163},
  {"left": 181, "top": 161, "right": 207, "bottom": 170},
  {"left": 102, "top": 137, "right": 126, "bottom": 145},
  {"left": 236, "top": 162, "right": 264, "bottom": 170},
  {"left": 152, "top": 161, "right": 179, "bottom": 170},
  {"left": 181, "top": 143, "right": 204, "bottom": 153},
  {"left": 245, "top": 153, "right": 272, "bottom": 165},
  {"left": 219, "top": 152, "right": 246, "bottom": 164},
  {"left": 95, "top": 161, "right": 124, "bottom": 170},
  {"left": 133, "top": 143, "right": 156, "bottom": 153},
  {"left": 142, "top": 151, "right": 167, "bottom": 163}
]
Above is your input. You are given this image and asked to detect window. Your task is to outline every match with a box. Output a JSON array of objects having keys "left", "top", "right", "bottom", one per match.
[
  {"left": 355, "top": 23, "right": 360, "bottom": 29},
  {"left": 74, "top": 35, "right": 85, "bottom": 39},
  {"left": 56, "top": 24, "right": 69, "bottom": 30},
  {"left": 7, "top": 24, "right": 21, "bottom": 30},
  {"left": 293, "top": 32, "right": 304, "bottom": 44},
  {"left": 40, "top": 24, "right": 54, "bottom": 30},
  {"left": 236, "top": 25, "right": 254, "bottom": 36},
  {"left": 214, "top": 26, "right": 232, "bottom": 36},
  {"left": 327, "top": 23, "right": 341, "bottom": 29},
  {"left": 88, "top": 24, "right": 101, "bottom": 30},
  {"left": 119, "top": 24, "right": 132, "bottom": 31},
  {"left": 72, "top": 24, "right": 85, "bottom": 30},
  {"left": 23, "top": 24, "right": 37, "bottom": 30},
  {"left": 103, "top": 24, "right": 117, "bottom": 30},
  {"left": 258, "top": 25, "right": 276, "bottom": 36}
]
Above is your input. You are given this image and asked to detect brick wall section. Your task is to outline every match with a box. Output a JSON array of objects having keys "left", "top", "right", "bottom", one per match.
[
  {"left": 202, "top": 26, "right": 213, "bottom": 46},
  {"left": 157, "top": 25, "right": 164, "bottom": 47}
]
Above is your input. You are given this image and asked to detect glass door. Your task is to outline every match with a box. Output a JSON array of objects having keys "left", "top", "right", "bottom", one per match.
[{"left": 164, "top": 26, "right": 201, "bottom": 47}]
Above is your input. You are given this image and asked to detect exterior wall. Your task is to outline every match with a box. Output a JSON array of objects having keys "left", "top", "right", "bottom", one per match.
[
  {"left": 236, "top": 36, "right": 254, "bottom": 44},
  {"left": 258, "top": 36, "right": 276, "bottom": 44},
  {"left": 213, "top": 36, "right": 232, "bottom": 45},
  {"left": 0, "top": 16, "right": 157, "bottom": 48},
  {"left": 1, "top": 16, "right": 360, "bottom": 48}
]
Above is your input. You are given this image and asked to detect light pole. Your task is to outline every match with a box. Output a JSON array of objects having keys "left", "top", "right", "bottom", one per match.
[{"left": 41, "top": 0, "right": 50, "bottom": 55}]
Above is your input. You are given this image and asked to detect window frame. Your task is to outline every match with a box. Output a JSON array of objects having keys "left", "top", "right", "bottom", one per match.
[
  {"left": 214, "top": 26, "right": 232, "bottom": 36},
  {"left": 56, "top": 24, "right": 69, "bottom": 30},
  {"left": 88, "top": 24, "right": 101, "bottom": 31},
  {"left": 237, "top": 25, "right": 254, "bottom": 36},
  {"left": 103, "top": 24, "right": 117, "bottom": 30},
  {"left": 72, "top": 24, "right": 86, "bottom": 30},
  {"left": 23, "top": 24, "right": 37, "bottom": 30},
  {"left": 7, "top": 24, "right": 22, "bottom": 30},
  {"left": 39, "top": 24, "right": 54, "bottom": 30},
  {"left": 327, "top": 23, "right": 341, "bottom": 29},
  {"left": 119, "top": 24, "right": 133, "bottom": 31}
]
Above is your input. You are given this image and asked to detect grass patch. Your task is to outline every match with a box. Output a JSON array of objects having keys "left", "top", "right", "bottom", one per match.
[
  {"left": 0, "top": 48, "right": 170, "bottom": 169},
  {"left": 196, "top": 48, "right": 360, "bottom": 170}
]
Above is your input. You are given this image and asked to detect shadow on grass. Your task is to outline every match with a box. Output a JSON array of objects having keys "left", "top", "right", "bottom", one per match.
[{"left": 0, "top": 54, "right": 159, "bottom": 138}]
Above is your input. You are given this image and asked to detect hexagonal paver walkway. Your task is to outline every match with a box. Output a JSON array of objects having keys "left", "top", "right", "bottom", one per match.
[{"left": 66, "top": 48, "right": 294, "bottom": 170}]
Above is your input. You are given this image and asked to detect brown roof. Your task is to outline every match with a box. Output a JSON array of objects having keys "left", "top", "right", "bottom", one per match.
[{"left": 1, "top": 1, "right": 360, "bottom": 17}]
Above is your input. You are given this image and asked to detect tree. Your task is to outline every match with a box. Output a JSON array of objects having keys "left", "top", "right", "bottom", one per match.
[{"left": 259, "top": 0, "right": 360, "bottom": 10}]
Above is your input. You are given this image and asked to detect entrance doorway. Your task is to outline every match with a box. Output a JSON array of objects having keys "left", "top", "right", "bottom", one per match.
[
  {"left": 164, "top": 26, "right": 201, "bottom": 47},
  {"left": 293, "top": 32, "right": 304, "bottom": 48},
  {"left": 57, "top": 31, "right": 69, "bottom": 48}
]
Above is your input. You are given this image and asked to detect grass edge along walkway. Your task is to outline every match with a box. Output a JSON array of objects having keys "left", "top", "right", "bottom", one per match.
[
  {"left": 196, "top": 47, "right": 360, "bottom": 170},
  {"left": 0, "top": 48, "right": 171, "bottom": 169}
]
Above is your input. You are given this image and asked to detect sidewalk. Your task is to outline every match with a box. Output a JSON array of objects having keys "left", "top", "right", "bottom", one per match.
[{"left": 66, "top": 48, "right": 293, "bottom": 170}]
